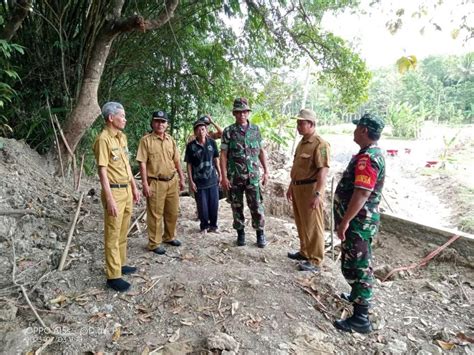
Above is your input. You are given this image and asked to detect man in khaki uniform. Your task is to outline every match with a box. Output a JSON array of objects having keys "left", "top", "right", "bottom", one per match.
[
  {"left": 93, "top": 101, "right": 140, "bottom": 292},
  {"left": 137, "top": 110, "right": 185, "bottom": 254},
  {"left": 286, "top": 108, "right": 330, "bottom": 271}
]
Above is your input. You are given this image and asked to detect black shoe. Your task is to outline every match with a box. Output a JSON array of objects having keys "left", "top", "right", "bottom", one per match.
[
  {"left": 237, "top": 229, "right": 246, "bottom": 246},
  {"left": 298, "top": 261, "right": 320, "bottom": 272},
  {"left": 287, "top": 251, "right": 308, "bottom": 260},
  {"left": 340, "top": 292, "right": 353, "bottom": 302},
  {"left": 256, "top": 231, "right": 267, "bottom": 248},
  {"left": 208, "top": 227, "right": 219, "bottom": 233},
  {"left": 121, "top": 265, "right": 137, "bottom": 275},
  {"left": 164, "top": 239, "right": 182, "bottom": 247},
  {"left": 151, "top": 246, "right": 166, "bottom": 254},
  {"left": 106, "top": 278, "right": 131, "bottom": 292},
  {"left": 334, "top": 303, "right": 372, "bottom": 334}
]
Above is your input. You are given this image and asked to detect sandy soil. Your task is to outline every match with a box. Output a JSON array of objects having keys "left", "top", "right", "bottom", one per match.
[{"left": 0, "top": 134, "right": 473, "bottom": 354}]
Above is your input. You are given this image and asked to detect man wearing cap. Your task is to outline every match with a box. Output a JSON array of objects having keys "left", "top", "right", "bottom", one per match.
[
  {"left": 333, "top": 113, "right": 386, "bottom": 334},
  {"left": 136, "top": 110, "right": 186, "bottom": 255},
  {"left": 93, "top": 101, "right": 141, "bottom": 292},
  {"left": 185, "top": 119, "right": 221, "bottom": 233},
  {"left": 220, "top": 97, "right": 269, "bottom": 248},
  {"left": 286, "top": 108, "right": 330, "bottom": 272},
  {"left": 187, "top": 115, "right": 223, "bottom": 143}
]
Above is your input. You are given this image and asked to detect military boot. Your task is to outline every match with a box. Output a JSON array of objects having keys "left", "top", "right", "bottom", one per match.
[
  {"left": 237, "top": 229, "right": 246, "bottom": 246},
  {"left": 256, "top": 230, "right": 267, "bottom": 248},
  {"left": 334, "top": 303, "right": 372, "bottom": 334}
]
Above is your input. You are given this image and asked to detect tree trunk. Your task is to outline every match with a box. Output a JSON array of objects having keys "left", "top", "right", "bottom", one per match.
[
  {"left": 0, "top": 0, "right": 32, "bottom": 41},
  {"left": 60, "top": 0, "right": 179, "bottom": 163}
]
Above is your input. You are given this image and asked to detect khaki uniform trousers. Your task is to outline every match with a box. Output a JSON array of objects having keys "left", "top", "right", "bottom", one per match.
[
  {"left": 147, "top": 176, "right": 179, "bottom": 250},
  {"left": 292, "top": 184, "right": 325, "bottom": 266},
  {"left": 101, "top": 186, "right": 132, "bottom": 279}
]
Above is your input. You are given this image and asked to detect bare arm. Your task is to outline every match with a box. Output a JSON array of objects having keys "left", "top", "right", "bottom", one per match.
[
  {"left": 208, "top": 115, "right": 223, "bottom": 139},
  {"left": 98, "top": 166, "right": 118, "bottom": 217},
  {"left": 309, "top": 167, "right": 329, "bottom": 209},
  {"left": 258, "top": 148, "right": 269, "bottom": 186},
  {"left": 139, "top": 162, "right": 152, "bottom": 198},
  {"left": 214, "top": 157, "right": 221, "bottom": 184},
  {"left": 337, "top": 188, "right": 371, "bottom": 241},
  {"left": 187, "top": 162, "right": 196, "bottom": 193},
  {"left": 174, "top": 160, "right": 185, "bottom": 191}
]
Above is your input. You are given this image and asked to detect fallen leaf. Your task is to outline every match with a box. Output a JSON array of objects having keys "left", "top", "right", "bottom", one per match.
[
  {"left": 88, "top": 312, "right": 108, "bottom": 323},
  {"left": 112, "top": 326, "right": 121, "bottom": 342},
  {"left": 168, "top": 328, "right": 180, "bottom": 343},
  {"left": 49, "top": 295, "right": 67, "bottom": 305},
  {"left": 231, "top": 301, "right": 239, "bottom": 316},
  {"left": 436, "top": 340, "right": 455, "bottom": 350},
  {"left": 285, "top": 312, "right": 296, "bottom": 320},
  {"left": 456, "top": 332, "right": 474, "bottom": 344},
  {"left": 180, "top": 318, "right": 194, "bottom": 326}
]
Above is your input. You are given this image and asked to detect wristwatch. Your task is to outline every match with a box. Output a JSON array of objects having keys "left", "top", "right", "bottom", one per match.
[{"left": 313, "top": 191, "right": 321, "bottom": 198}]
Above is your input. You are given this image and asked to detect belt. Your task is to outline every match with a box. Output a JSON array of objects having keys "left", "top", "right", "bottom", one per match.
[
  {"left": 149, "top": 172, "right": 176, "bottom": 182},
  {"left": 292, "top": 178, "right": 317, "bottom": 186},
  {"left": 110, "top": 184, "right": 128, "bottom": 188}
]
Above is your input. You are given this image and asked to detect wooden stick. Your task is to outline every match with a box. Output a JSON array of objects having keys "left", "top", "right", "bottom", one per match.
[
  {"left": 53, "top": 114, "right": 76, "bottom": 186},
  {"left": 330, "top": 177, "right": 335, "bottom": 260},
  {"left": 76, "top": 153, "right": 85, "bottom": 191},
  {"left": 47, "top": 102, "right": 64, "bottom": 178},
  {"left": 34, "top": 336, "right": 54, "bottom": 355},
  {"left": 127, "top": 209, "right": 146, "bottom": 236},
  {"left": 58, "top": 192, "right": 84, "bottom": 271},
  {"left": 10, "top": 231, "right": 54, "bottom": 335}
]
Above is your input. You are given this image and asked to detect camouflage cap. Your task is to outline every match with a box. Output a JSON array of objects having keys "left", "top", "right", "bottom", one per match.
[
  {"left": 152, "top": 110, "right": 168, "bottom": 121},
  {"left": 352, "top": 113, "right": 385, "bottom": 134},
  {"left": 295, "top": 108, "right": 317, "bottom": 123},
  {"left": 232, "top": 97, "right": 252, "bottom": 112}
]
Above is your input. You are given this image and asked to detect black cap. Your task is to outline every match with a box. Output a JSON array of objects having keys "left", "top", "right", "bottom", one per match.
[{"left": 152, "top": 110, "right": 168, "bottom": 121}]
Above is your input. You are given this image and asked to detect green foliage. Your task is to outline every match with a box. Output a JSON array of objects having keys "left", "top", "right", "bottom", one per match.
[
  {"left": 386, "top": 102, "right": 423, "bottom": 138},
  {"left": 0, "top": 37, "right": 24, "bottom": 135}
]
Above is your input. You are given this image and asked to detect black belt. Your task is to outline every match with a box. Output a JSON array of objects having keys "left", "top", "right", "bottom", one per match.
[
  {"left": 149, "top": 172, "right": 176, "bottom": 182},
  {"left": 110, "top": 184, "right": 128, "bottom": 188},
  {"left": 292, "top": 178, "right": 317, "bottom": 186}
]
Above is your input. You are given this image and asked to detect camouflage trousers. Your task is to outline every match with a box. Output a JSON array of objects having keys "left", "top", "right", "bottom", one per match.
[
  {"left": 228, "top": 181, "right": 265, "bottom": 231},
  {"left": 341, "top": 219, "right": 378, "bottom": 305}
]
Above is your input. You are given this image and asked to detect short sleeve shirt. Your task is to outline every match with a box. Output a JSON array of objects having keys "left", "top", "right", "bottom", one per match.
[
  {"left": 93, "top": 127, "right": 131, "bottom": 184},
  {"left": 290, "top": 133, "right": 330, "bottom": 181},
  {"left": 221, "top": 122, "right": 262, "bottom": 185},
  {"left": 184, "top": 138, "right": 219, "bottom": 189},
  {"left": 136, "top": 133, "right": 180, "bottom": 178},
  {"left": 334, "top": 144, "right": 386, "bottom": 223}
]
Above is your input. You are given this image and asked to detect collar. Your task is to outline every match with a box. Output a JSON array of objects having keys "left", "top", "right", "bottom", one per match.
[
  {"left": 151, "top": 132, "right": 169, "bottom": 141},
  {"left": 302, "top": 132, "right": 317, "bottom": 143},
  {"left": 105, "top": 126, "right": 121, "bottom": 138}
]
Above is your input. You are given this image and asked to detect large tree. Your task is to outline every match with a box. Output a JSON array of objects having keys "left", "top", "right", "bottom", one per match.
[{"left": 2, "top": 0, "right": 369, "bottom": 163}]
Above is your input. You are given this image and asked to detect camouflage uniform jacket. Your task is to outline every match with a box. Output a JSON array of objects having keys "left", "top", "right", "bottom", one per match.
[
  {"left": 334, "top": 144, "right": 385, "bottom": 224},
  {"left": 221, "top": 122, "right": 262, "bottom": 185}
]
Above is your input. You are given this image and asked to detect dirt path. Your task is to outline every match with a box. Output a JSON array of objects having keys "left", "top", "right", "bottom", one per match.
[{"left": 0, "top": 137, "right": 473, "bottom": 354}]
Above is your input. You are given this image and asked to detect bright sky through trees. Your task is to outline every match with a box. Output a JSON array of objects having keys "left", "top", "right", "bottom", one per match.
[{"left": 322, "top": 0, "right": 474, "bottom": 68}]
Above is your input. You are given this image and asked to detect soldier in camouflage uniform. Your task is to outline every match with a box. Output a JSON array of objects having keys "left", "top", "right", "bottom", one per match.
[
  {"left": 220, "top": 97, "right": 269, "bottom": 248},
  {"left": 333, "top": 113, "right": 386, "bottom": 334}
]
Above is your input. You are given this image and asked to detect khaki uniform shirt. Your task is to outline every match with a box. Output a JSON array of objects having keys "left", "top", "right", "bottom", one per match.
[
  {"left": 290, "top": 133, "right": 330, "bottom": 181},
  {"left": 136, "top": 132, "right": 180, "bottom": 178},
  {"left": 93, "top": 127, "right": 131, "bottom": 184}
]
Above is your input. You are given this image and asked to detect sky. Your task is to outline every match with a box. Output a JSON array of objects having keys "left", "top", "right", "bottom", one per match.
[{"left": 321, "top": 0, "right": 474, "bottom": 69}]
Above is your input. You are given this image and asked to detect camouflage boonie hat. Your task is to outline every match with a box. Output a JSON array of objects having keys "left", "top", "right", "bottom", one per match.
[
  {"left": 232, "top": 97, "right": 252, "bottom": 112},
  {"left": 353, "top": 113, "right": 385, "bottom": 134},
  {"left": 152, "top": 110, "right": 169, "bottom": 121},
  {"left": 295, "top": 108, "right": 317, "bottom": 123}
]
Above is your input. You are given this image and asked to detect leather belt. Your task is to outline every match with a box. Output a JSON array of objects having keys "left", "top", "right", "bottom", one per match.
[
  {"left": 110, "top": 184, "right": 128, "bottom": 188},
  {"left": 292, "top": 178, "right": 317, "bottom": 186},
  {"left": 149, "top": 172, "right": 176, "bottom": 182}
]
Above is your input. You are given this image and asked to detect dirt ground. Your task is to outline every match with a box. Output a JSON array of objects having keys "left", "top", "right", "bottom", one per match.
[{"left": 0, "top": 132, "right": 473, "bottom": 354}]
